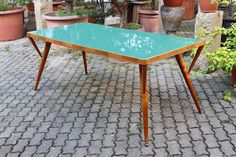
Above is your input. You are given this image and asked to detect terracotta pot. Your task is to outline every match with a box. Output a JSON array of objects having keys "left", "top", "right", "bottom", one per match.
[
  {"left": 53, "top": 1, "right": 65, "bottom": 11},
  {"left": 182, "top": 0, "right": 195, "bottom": 20},
  {"left": 44, "top": 13, "right": 96, "bottom": 28},
  {"left": 231, "top": 68, "right": 236, "bottom": 84},
  {"left": 161, "top": 6, "right": 185, "bottom": 33},
  {"left": 26, "top": 3, "right": 35, "bottom": 12},
  {"left": 139, "top": 10, "right": 159, "bottom": 33},
  {"left": 163, "top": 0, "right": 184, "bottom": 7},
  {"left": 199, "top": 0, "right": 219, "bottom": 13},
  {"left": 0, "top": 8, "right": 24, "bottom": 41}
]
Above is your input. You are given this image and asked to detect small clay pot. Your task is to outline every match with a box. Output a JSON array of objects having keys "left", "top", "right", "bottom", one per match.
[
  {"left": 0, "top": 8, "right": 24, "bottom": 41},
  {"left": 199, "top": 0, "right": 219, "bottom": 13},
  {"left": 163, "top": 0, "right": 184, "bottom": 7},
  {"left": 161, "top": 6, "right": 185, "bottom": 33},
  {"left": 139, "top": 10, "right": 159, "bottom": 33}
]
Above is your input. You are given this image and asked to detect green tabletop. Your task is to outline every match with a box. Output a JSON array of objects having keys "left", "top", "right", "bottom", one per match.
[{"left": 30, "top": 23, "right": 200, "bottom": 60}]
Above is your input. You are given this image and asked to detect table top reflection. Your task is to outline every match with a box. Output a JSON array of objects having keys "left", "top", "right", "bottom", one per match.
[{"left": 28, "top": 23, "right": 203, "bottom": 62}]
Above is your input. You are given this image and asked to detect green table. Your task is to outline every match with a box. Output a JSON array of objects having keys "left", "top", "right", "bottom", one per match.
[{"left": 27, "top": 23, "right": 204, "bottom": 146}]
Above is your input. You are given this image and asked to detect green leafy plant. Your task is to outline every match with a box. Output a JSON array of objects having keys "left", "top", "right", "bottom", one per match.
[
  {"left": 55, "top": 1, "right": 100, "bottom": 19},
  {"left": 56, "top": 9, "right": 77, "bottom": 16},
  {"left": 76, "top": 7, "right": 100, "bottom": 19},
  {"left": 0, "top": 0, "right": 25, "bottom": 11},
  {"left": 146, "top": 0, "right": 158, "bottom": 10},
  {"left": 219, "top": 0, "right": 236, "bottom": 18},
  {"left": 223, "top": 91, "right": 233, "bottom": 102},
  {"left": 122, "top": 22, "right": 142, "bottom": 30},
  {"left": 190, "top": 69, "right": 205, "bottom": 76},
  {"left": 0, "top": 1, "right": 16, "bottom": 11},
  {"left": 206, "top": 47, "right": 236, "bottom": 72},
  {"left": 205, "top": 24, "right": 236, "bottom": 72}
]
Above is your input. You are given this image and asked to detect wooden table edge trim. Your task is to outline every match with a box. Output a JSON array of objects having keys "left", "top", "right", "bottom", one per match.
[
  {"left": 27, "top": 32, "right": 205, "bottom": 65},
  {"left": 146, "top": 40, "right": 205, "bottom": 63}
]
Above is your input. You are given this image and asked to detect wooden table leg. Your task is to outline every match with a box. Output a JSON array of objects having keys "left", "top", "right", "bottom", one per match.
[
  {"left": 139, "top": 64, "right": 149, "bottom": 146},
  {"left": 34, "top": 42, "right": 51, "bottom": 91},
  {"left": 28, "top": 37, "right": 42, "bottom": 58},
  {"left": 175, "top": 54, "right": 202, "bottom": 113},
  {"left": 188, "top": 45, "right": 204, "bottom": 73},
  {"left": 82, "top": 51, "right": 88, "bottom": 75}
]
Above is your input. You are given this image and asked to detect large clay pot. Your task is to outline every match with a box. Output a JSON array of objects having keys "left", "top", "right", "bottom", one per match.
[
  {"left": 163, "top": 0, "right": 184, "bottom": 7},
  {"left": 182, "top": 0, "right": 195, "bottom": 20},
  {"left": 0, "top": 8, "right": 24, "bottom": 41},
  {"left": 231, "top": 68, "right": 236, "bottom": 84},
  {"left": 199, "top": 0, "right": 219, "bottom": 13},
  {"left": 161, "top": 6, "right": 185, "bottom": 33},
  {"left": 139, "top": 10, "right": 159, "bottom": 32},
  {"left": 44, "top": 13, "right": 96, "bottom": 28}
]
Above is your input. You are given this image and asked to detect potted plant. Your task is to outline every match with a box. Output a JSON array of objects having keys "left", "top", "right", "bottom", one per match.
[
  {"left": 43, "top": 0, "right": 99, "bottom": 28},
  {"left": 206, "top": 23, "right": 236, "bottom": 84},
  {"left": 199, "top": 0, "right": 219, "bottom": 13},
  {"left": 138, "top": 0, "right": 159, "bottom": 32},
  {"left": 0, "top": 0, "right": 24, "bottom": 41},
  {"left": 122, "top": 22, "right": 142, "bottom": 30}
]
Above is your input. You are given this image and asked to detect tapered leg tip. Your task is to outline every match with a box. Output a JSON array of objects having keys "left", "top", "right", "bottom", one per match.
[{"left": 145, "top": 143, "right": 149, "bottom": 147}]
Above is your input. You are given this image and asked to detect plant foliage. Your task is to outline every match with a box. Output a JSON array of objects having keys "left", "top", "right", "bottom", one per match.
[
  {"left": 206, "top": 24, "right": 236, "bottom": 72},
  {"left": 122, "top": 22, "right": 142, "bottom": 30},
  {"left": 223, "top": 91, "right": 233, "bottom": 102}
]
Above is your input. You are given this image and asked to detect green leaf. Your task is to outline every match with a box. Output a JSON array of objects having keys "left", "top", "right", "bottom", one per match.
[{"left": 223, "top": 91, "right": 232, "bottom": 102}]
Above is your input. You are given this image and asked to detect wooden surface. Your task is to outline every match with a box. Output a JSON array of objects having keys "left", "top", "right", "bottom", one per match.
[
  {"left": 82, "top": 51, "right": 88, "bottom": 75},
  {"left": 28, "top": 37, "right": 42, "bottom": 58},
  {"left": 175, "top": 54, "right": 202, "bottom": 113},
  {"left": 139, "top": 64, "right": 149, "bottom": 146},
  {"left": 34, "top": 42, "right": 51, "bottom": 91}
]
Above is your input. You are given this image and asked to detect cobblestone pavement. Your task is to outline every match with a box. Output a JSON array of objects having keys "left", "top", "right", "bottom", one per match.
[{"left": 0, "top": 37, "right": 236, "bottom": 157}]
